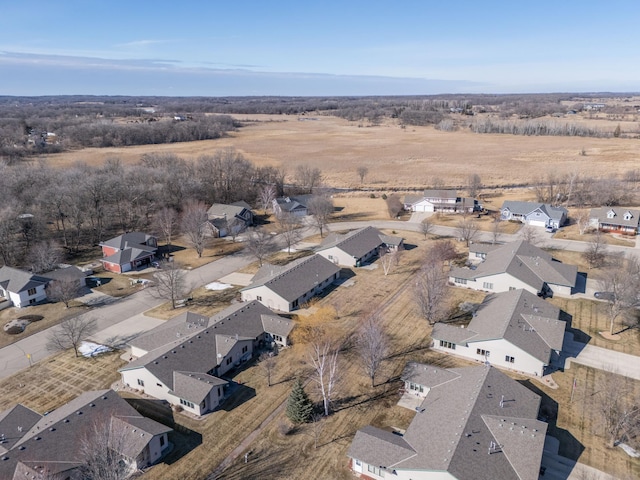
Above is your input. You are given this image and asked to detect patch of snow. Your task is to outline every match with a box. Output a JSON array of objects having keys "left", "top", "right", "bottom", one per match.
[
  {"left": 79, "top": 341, "right": 113, "bottom": 358},
  {"left": 205, "top": 282, "right": 232, "bottom": 291},
  {"left": 618, "top": 443, "right": 640, "bottom": 458}
]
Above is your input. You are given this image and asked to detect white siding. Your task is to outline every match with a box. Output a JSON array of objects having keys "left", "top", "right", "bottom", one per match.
[
  {"left": 241, "top": 285, "right": 290, "bottom": 312},
  {"left": 13, "top": 285, "right": 48, "bottom": 308},
  {"left": 317, "top": 246, "right": 356, "bottom": 267},
  {"left": 450, "top": 273, "right": 540, "bottom": 296}
]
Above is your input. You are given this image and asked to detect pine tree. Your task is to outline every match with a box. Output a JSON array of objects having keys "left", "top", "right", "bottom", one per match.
[{"left": 286, "top": 379, "right": 313, "bottom": 424}]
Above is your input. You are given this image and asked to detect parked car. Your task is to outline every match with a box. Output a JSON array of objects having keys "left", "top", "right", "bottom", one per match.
[
  {"left": 594, "top": 291, "right": 615, "bottom": 301},
  {"left": 151, "top": 261, "right": 161, "bottom": 268},
  {"left": 545, "top": 225, "right": 556, "bottom": 233}
]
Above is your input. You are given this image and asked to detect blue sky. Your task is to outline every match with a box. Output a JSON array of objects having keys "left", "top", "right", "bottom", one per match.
[{"left": 1, "top": 1, "right": 638, "bottom": 96}]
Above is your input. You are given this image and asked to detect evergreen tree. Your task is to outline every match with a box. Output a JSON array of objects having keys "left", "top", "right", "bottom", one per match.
[{"left": 286, "top": 379, "right": 313, "bottom": 424}]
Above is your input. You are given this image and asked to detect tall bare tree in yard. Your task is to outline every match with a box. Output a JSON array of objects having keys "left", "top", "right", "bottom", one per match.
[
  {"left": 466, "top": 173, "right": 482, "bottom": 198},
  {"left": 307, "top": 195, "right": 334, "bottom": 237},
  {"left": 420, "top": 217, "right": 434, "bottom": 239},
  {"left": 356, "top": 312, "right": 389, "bottom": 387},
  {"left": 156, "top": 207, "right": 178, "bottom": 246},
  {"left": 259, "top": 352, "right": 277, "bottom": 387},
  {"left": 456, "top": 218, "right": 479, "bottom": 247},
  {"left": 309, "top": 338, "right": 340, "bottom": 416},
  {"left": 152, "top": 260, "right": 189, "bottom": 309},
  {"left": 295, "top": 165, "right": 322, "bottom": 193},
  {"left": 520, "top": 225, "right": 539, "bottom": 246},
  {"left": 226, "top": 216, "right": 247, "bottom": 242},
  {"left": 583, "top": 230, "right": 607, "bottom": 269},
  {"left": 27, "top": 240, "right": 62, "bottom": 273},
  {"left": 258, "top": 184, "right": 276, "bottom": 213},
  {"left": 575, "top": 209, "right": 591, "bottom": 235},
  {"left": 276, "top": 212, "right": 302, "bottom": 254},
  {"left": 47, "top": 316, "right": 97, "bottom": 357},
  {"left": 595, "top": 371, "right": 640, "bottom": 449},
  {"left": 597, "top": 255, "right": 640, "bottom": 335},
  {"left": 181, "top": 200, "right": 209, "bottom": 257},
  {"left": 356, "top": 165, "right": 369, "bottom": 184},
  {"left": 415, "top": 247, "right": 450, "bottom": 325},
  {"left": 385, "top": 194, "right": 403, "bottom": 219},
  {"left": 380, "top": 248, "right": 401, "bottom": 276},
  {"left": 47, "top": 278, "right": 82, "bottom": 308},
  {"left": 79, "top": 417, "right": 136, "bottom": 480},
  {"left": 246, "top": 227, "right": 277, "bottom": 266},
  {"left": 490, "top": 214, "right": 502, "bottom": 244}
]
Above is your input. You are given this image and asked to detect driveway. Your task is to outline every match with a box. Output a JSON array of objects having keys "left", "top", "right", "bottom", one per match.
[{"left": 74, "top": 287, "right": 118, "bottom": 307}]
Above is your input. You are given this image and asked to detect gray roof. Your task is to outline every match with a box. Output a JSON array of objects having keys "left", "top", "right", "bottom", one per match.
[
  {"left": 347, "top": 425, "right": 416, "bottom": 468},
  {"left": 403, "top": 193, "right": 425, "bottom": 205},
  {"left": 589, "top": 207, "right": 640, "bottom": 229},
  {"left": 42, "top": 265, "right": 86, "bottom": 283},
  {"left": 274, "top": 195, "right": 312, "bottom": 213},
  {"left": 0, "top": 390, "right": 171, "bottom": 479},
  {"left": 207, "top": 202, "right": 251, "bottom": 220},
  {"left": 450, "top": 240, "right": 577, "bottom": 289},
  {"left": 423, "top": 189, "right": 459, "bottom": 200},
  {"left": 99, "top": 232, "right": 156, "bottom": 251},
  {"left": 433, "top": 289, "right": 565, "bottom": 363},
  {"left": 129, "top": 311, "right": 209, "bottom": 354},
  {"left": 401, "top": 363, "right": 461, "bottom": 388},
  {"left": 0, "top": 266, "right": 50, "bottom": 294},
  {"left": 242, "top": 254, "right": 340, "bottom": 302},
  {"left": 351, "top": 365, "right": 546, "bottom": 480},
  {"left": 316, "top": 226, "right": 385, "bottom": 259},
  {"left": 101, "top": 245, "right": 155, "bottom": 266},
  {"left": 171, "top": 371, "right": 227, "bottom": 404},
  {"left": 501, "top": 201, "right": 568, "bottom": 222},
  {"left": 0, "top": 404, "right": 41, "bottom": 454},
  {"left": 469, "top": 243, "right": 502, "bottom": 255}
]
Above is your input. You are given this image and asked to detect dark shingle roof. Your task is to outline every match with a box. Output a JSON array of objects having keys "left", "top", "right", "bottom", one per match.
[
  {"left": 590, "top": 207, "right": 640, "bottom": 229},
  {"left": 242, "top": 254, "right": 340, "bottom": 302},
  {"left": 501, "top": 201, "right": 567, "bottom": 222},
  {"left": 316, "top": 226, "right": 385, "bottom": 259},
  {"left": 100, "top": 232, "right": 156, "bottom": 250},
  {"left": 0, "top": 266, "right": 50, "bottom": 294},
  {"left": 347, "top": 425, "right": 416, "bottom": 468}
]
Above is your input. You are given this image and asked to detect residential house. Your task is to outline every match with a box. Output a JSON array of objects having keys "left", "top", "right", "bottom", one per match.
[
  {"left": 121, "top": 301, "right": 293, "bottom": 415},
  {"left": 206, "top": 201, "right": 254, "bottom": 238},
  {"left": 500, "top": 201, "right": 568, "bottom": 229},
  {"left": 0, "top": 389, "right": 171, "bottom": 480},
  {"left": 272, "top": 195, "right": 313, "bottom": 217},
  {"left": 348, "top": 364, "right": 547, "bottom": 480},
  {"left": 0, "top": 266, "right": 50, "bottom": 308},
  {"left": 449, "top": 240, "right": 578, "bottom": 297},
  {"left": 589, "top": 207, "right": 640, "bottom": 235},
  {"left": 99, "top": 232, "right": 158, "bottom": 273},
  {"left": 43, "top": 265, "right": 88, "bottom": 289},
  {"left": 432, "top": 289, "right": 565, "bottom": 376},
  {"left": 241, "top": 254, "right": 341, "bottom": 312},
  {"left": 404, "top": 189, "right": 480, "bottom": 213},
  {"left": 315, "top": 226, "right": 404, "bottom": 267}
]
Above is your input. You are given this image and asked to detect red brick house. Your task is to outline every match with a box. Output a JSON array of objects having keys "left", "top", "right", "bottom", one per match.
[{"left": 99, "top": 232, "right": 158, "bottom": 273}]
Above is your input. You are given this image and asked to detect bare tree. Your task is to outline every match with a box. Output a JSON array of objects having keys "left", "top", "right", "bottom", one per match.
[
  {"left": 79, "top": 416, "right": 136, "bottom": 480},
  {"left": 258, "top": 184, "right": 276, "bottom": 213},
  {"left": 520, "top": 225, "right": 540, "bottom": 246},
  {"left": 583, "top": 231, "right": 607, "bottom": 269},
  {"left": 380, "top": 248, "right": 401, "bottom": 276},
  {"left": 356, "top": 166, "right": 369, "bottom": 184},
  {"left": 575, "top": 209, "right": 592, "bottom": 235},
  {"left": 47, "top": 278, "right": 82, "bottom": 308},
  {"left": 415, "top": 249, "right": 450, "bottom": 325},
  {"left": 466, "top": 173, "right": 482, "bottom": 198},
  {"left": 308, "top": 339, "right": 340, "bottom": 416},
  {"left": 306, "top": 412, "right": 326, "bottom": 449},
  {"left": 181, "top": 200, "right": 209, "bottom": 257},
  {"left": 295, "top": 165, "right": 322, "bottom": 193},
  {"left": 155, "top": 207, "right": 178, "bottom": 246},
  {"left": 47, "top": 316, "right": 97, "bottom": 357},
  {"left": 456, "top": 218, "right": 479, "bottom": 247},
  {"left": 28, "top": 240, "right": 63, "bottom": 273},
  {"left": 152, "top": 260, "right": 189, "bottom": 309},
  {"left": 356, "top": 312, "right": 389, "bottom": 387},
  {"left": 259, "top": 352, "right": 277, "bottom": 387},
  {"left": 490, "top": 215, "right": 502, "bottom": 244},
  {"left": 276, "top": 212, "right": 302, "bottom": 254},
  {"left": 385, "top": 194, "right": 403, "bottom": 219},
  {"left": 227, "top": 216, "right": 247, "bottom": 242},
  {"left": 595, "top": 371, "right": 640, "bottom": 448},
  {"left": 597, "top": 255, "right": 640, "bottom": 335},
  {"left": 246, "top": 227, "right": 277, "bottom": 266},
  {"left": 307, "top": 195, "right": 334, "bottom": 237},
  {"left": 420, "top": 217, "right": 434, "bottom": 239}
]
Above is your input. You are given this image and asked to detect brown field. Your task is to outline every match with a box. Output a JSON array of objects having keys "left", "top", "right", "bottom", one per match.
[{"left": 42, "top": 115, "right": 640, "bottom": 190}]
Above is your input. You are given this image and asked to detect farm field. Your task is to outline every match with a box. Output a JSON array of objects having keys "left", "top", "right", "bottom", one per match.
[{"left": 43, "top": 114, "right": 640, "bottom": 190}]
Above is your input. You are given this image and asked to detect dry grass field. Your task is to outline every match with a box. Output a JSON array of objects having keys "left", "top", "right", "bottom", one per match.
[{"left": 43, "top": 114, "right": 640, "bottom": 189}]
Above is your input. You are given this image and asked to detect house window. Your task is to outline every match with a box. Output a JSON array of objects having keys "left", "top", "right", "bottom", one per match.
[
  {"left": 367, "top": 464, "right": 385, "bottom": 477},
  {"left": 475, "top": 252, "right": 485, "bottom": 258},
  {"left": 256, "top": 296, "right": 262, "bottom": 301},
  {"left": 454, "top": 278, "right": 467, "bottom": 285},
  {"left": 477, "top": 349, "right": 490, "bottom": 357},
  {"left": 509, "top": 287, "right": 516, "bottom": 291},
  {"left": 328, "top": 255, "right": 333, "bottom": 260},
  {"left": 483, "top": 282, "right": 493, "bottom": 290},
  {"left": 505, "top": 356, "right": 515, "bottom": 363},
  {"left": 218, "top": 387, "right": 221, "bottom": 396},
  {"left": 28, "top": 287, "right": 37, "bottom": 296},
  {"left": 179, "top": 398, "right": 194, "bottom": 408},
  {"left": 137, "top": 379, "right": 144, "bottom": 387},
  {"left": 29, "top": 298, "right": 36, "bottom": 305},
  {"left": 156, "top": 383, "right": 162, "bottom": 388},
  {"left": 624, "top": 212, "right": 633, "bottom": 220},
  {"left": 607, "top": 210, "right": 616, "bottom": 219},
  {"left": 439, "top": 340, "right": 456, "bottom": 350},
  {"left": 160, "top": 436, "right": 165, "bottom": 447},
  {"left": 226, "top": 357, "right": 232, "bottom": 365},
  {"left": 242, "top": 346, "right": 248, "bottom": 354}
]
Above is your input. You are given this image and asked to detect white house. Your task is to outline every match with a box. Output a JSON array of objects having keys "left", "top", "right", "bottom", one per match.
[
  {"left": 272, "top": 195, "right": 313, "bottom": 217},
  {"left": 449, "top": 240, "right": 578, "bottom": 298},
  {"left": 206, "top": 201, "right": 254, "bottom": 238},
  {"left": 348, "top": 364, "right": 547, "bottom": 480},
  {"left": 589, "top": 207, "right": 640, "bottom": 235},
  {"left": 404, "top": 189, "right": 479, "bottom": 213},
  {"left": 121, "top": 301, "right": 294, "bottom": 416},
  {"left": 0, "top": 389, "right": 172, "bottom": 479},
  {"left": 500, "top": 201, "right": 568, "bottom": 229},
  {"left": 0, "top": 266, "right": 50, "bottom": 308},
  {"left": 241, "top": 254, "right": 341, "bottom": 312},
  {"left": 432, "top": 289, "right": 566, "bottom": 377},
  {"left": 315, "top": 226, "right": 404, "bottom": 267}
]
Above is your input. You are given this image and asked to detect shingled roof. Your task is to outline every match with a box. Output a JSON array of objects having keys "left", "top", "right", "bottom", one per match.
[
  {"left": 0, "top": 266, "right": 50, "bottom": 294},
  {"left": 242, "top": 254, "right": 340, "bottom": 302},
  {"left": 349, "top": 365, "right": 547, "bottom": 480},
  {"left": 316, "top": 226, "right": 387, "bottom": 258},
  {"left": 433, "top": 289, "right": 565, "bottom": 363},
  {"left": 450, "top": 240, "right": 577, "bottom": 289},
  {"left": 501, "top": 201, "right": 567, "bottom": 223}
]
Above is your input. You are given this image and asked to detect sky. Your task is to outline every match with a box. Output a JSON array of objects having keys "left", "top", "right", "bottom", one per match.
[{"left": 1, "top": 1, "right": 639, "bottom": 96}]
